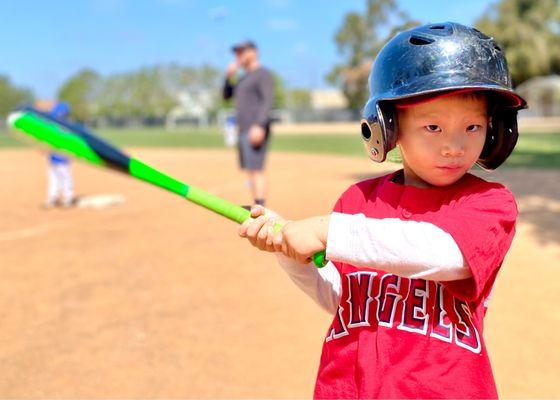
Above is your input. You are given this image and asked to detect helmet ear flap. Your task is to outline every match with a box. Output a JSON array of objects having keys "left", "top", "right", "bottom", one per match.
[
  {"left": 361, "top": 103, "right": 397, "bottom": 163},
  {"left": 478, "top": 109, "right": 519, "bottom": 170}
]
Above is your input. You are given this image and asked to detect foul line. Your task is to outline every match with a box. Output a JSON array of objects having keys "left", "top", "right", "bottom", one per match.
[{"left": 0, "top": 225, "right": 51, "bottom": 243}]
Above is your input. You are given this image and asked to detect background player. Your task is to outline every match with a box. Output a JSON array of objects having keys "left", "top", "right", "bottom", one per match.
[{"left": 39, "top": 101, "right": 75, "bottom": 208}]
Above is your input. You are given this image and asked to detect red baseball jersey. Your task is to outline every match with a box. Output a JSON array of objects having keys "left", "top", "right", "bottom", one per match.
[{"left": 314, "top": 170, "right": 517, "bottom": 399}]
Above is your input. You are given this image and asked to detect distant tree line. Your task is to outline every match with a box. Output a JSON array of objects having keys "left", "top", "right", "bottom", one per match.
[
  {"left": 0, "top": 75, "right": 33, "bottom": 122},
  {"left": 58, "top": 64, "right": 222, "bottom": 123},
  {"left": 0, "top": 62, "right": 309, "bottom": 125},
  {"left": 0, "top": 64, "right": 311, "bottom": 126},
  {"left": 57, "top": 65, "right": 310, "bottom": 124}
]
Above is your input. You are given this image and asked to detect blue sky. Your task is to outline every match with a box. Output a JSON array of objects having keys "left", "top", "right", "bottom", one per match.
[{"left": 1, "top": 0, "right": 495, "bottom": 98}]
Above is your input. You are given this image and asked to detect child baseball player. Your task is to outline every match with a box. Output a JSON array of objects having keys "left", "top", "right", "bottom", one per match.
[
  {"left": 44, "top": 102, "right": 75, "bottom": 208},
  {"left": 239, "top": 22, "right": 526, "bottom": 398}
]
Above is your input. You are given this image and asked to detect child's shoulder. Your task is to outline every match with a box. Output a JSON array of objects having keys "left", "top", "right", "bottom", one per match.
[
  {"left": 333, "top": 171, "right": 394, "bottom": 211},
  {"left": 457, "top": 173, "right": 515, "bottom": 199},
  {"left": 451, "top": 173, "right": 518, "bottom": 218}
]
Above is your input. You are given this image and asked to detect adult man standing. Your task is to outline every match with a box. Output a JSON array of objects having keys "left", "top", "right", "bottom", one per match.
[{"left": 223, "top": 40, "right": 274, "bottom": 207}]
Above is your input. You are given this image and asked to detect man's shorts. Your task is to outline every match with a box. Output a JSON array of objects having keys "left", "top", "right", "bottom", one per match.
[{"left": 238, "top": 130, "right": 270, "bottom": 171}]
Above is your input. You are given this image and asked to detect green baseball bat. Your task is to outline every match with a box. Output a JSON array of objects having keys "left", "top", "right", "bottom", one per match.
[{"left": 7, "top": 106, "right": 327, "bottom": 267}]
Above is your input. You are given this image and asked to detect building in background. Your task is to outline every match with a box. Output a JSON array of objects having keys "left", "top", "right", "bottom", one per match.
[
  {"left": 165, "top": 90, "right": 214, "bottom": 129},
  {"left": 288, "top": 88, "right": 356, "bottom": 123},
  {"left": 517, "top": 75, "right": 560, "bottom": 118},
  {"left": 310, "top": 89, "right": 348, "bottom": 110}
]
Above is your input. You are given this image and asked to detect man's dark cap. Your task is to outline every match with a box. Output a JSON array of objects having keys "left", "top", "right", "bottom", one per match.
[{"left": 231, "top": 40, "right": 257, "bottom": 52}]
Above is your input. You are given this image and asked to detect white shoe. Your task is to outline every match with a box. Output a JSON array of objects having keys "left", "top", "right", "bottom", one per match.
[
  {"left": 60, "top": 198, "right": 76, "bottom": 208},
  {"left": 43, "top": 200, "right": 56, "bottom": 209}
]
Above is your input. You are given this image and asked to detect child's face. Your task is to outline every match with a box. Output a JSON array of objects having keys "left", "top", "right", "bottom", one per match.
[{"left": 396, "top": 94, "right": 488, "bottom": 188}]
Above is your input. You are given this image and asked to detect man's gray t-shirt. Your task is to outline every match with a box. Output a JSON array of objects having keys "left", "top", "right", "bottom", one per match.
[{"left": 223, "top": 67, "right": 274, "bottom": 134}]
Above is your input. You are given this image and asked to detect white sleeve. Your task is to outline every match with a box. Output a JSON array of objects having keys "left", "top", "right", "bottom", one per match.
[
  {"left": 276, "top": 254, "right": 341, "bottom": 314},
  {"left": 326, "top": 212, "right": 472, "bottom": 281}
]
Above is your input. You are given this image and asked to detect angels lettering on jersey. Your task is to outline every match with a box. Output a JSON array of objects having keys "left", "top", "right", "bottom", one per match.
[{"left": 326, "top": 272, "right": 481, "bottom": 354}]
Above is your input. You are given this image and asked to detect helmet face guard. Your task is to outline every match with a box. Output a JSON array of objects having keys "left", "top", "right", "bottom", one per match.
[{"left": 361, "top": 22, "right": 527, "bottom": 170}]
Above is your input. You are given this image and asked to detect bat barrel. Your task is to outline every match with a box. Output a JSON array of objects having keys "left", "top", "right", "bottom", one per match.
[
  {"left": 129, "top": 158, "right": 251, "bottom": 223},
  {"left": 9, "top": 107, "right": 131, "bottom": 172}
]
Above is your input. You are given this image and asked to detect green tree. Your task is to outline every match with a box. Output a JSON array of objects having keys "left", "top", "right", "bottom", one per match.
[
  {"left": 164, "top": 63, "right": 222, "bottom": 116},
  {"left": 272, "top": 72, "right": 286, "bottom": 108},
  {"left": 327, "top": 0, "right": 418, "bottom": 110},
  {"left": 58, "top": 69, "right": 100, "bottom": 121},
  {"left": 476, "top": 0, "right": 560, "bottom": 85},
  {"left": 96, "top": 72, "right": 136, "bottom": 120},
  {"left": 128, "top": 66, "right": 177, "bottom": 119},
  {"left": 97, "top": 65, "right": 220, "bottom": 122},
  {"left": 0, "top": 75, "right": 33, "bottom": 119}
]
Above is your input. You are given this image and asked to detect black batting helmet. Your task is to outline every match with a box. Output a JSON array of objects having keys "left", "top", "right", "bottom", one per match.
[{"left": 361, "top": 22, "right": 527, "bottom": 170}]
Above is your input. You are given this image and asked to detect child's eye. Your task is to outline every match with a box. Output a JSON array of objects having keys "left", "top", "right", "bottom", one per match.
[
  {"left": 425, "top": 125, "right": 441, "bottom": 133},
  {"left": 466, "top": 124, "right": 482, "bottom": 133}
]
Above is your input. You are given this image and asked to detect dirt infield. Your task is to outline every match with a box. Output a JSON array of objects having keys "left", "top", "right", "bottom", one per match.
[{"left": 0, "top": 148, "right": 558, "bottom": 398}]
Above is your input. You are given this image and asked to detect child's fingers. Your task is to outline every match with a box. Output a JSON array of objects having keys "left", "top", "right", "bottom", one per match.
[
  {"left": 281, "top": 240, "right": 290, "bottom": 258},
  {"left": 273, "top": 230, "right": 283, "bottom": 252},
  {"left": 262, "top": 222, "right": 278, "bottom": 252},
  {"left": 241, "top": 208, "right": 286, "bottom": 253},
  {"left": 250, "top": 205, "right": 266, "bottom": 218},
  {"left": 264, "top": 208, "right": 281, "bottom": 220},
  {"left": 255, "top": 221, "right": 271, "bottom": 249},
  {"left": 246, "top": 216, "right": 267, "bottom": 243},
  {"left": 238, "top": 218, "right": 252, "bottom": 237},
  {"left": 265, "top": 224, "right": 275, "bottom": 248}
]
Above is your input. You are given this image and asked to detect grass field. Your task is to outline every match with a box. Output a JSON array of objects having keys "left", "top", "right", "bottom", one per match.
[{"left": 1, "top": 127, "right": 559, "bottom": 168}]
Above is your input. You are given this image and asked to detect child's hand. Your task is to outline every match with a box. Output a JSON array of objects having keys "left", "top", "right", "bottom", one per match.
[
  {"left": 238, "top": 205, "right": 284, "bottom": 253},
  {"left": 280, "top": 216, "right": 330, "bottom": 264}
]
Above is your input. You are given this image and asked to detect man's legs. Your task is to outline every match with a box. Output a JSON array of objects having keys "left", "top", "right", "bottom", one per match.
[
  {"left": 247, "top": 169, "right": 266, "bottom": 206},
  {"left": 238, "top": 130, "right": 269, "bottom": 207}
]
